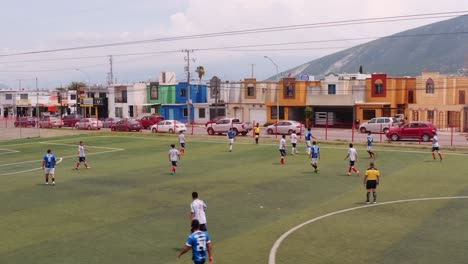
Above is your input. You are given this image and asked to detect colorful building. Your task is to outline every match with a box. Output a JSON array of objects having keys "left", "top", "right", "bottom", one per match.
[{"left": 408, "top": 72, "right": 468, "bottom": 132}]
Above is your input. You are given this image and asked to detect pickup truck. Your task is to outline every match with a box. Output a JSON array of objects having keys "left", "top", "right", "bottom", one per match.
[{"left": 206, "top": 118, "right": 253, "bottom": 136}]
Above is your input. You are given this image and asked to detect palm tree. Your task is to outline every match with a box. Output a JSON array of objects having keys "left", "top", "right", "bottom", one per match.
[{"left": 195, "top": 66, "right": 205, "bottom": 95}]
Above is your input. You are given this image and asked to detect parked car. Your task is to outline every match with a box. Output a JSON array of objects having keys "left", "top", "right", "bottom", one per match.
[
  {"left": 137, "top": 115, "right": 164, "bottom": 129},
  {"left": 38, "top": 117, "right": 63, "bottom": 128},
  {"left": 386, "top": 121, "right": 437, "bottom": 142},
  {"left": 111, "top": 119, "right": 142, "bottom": 132},
  {"left": 101, "top": 117, "right": 122, "bottom": 128},
  {"left": 62, "top": 114, "right": 83, "bottom": 127},
  {"left": 151, "top": 120, "right": 187, "bottom": 133},
  {"left": 359, "top": 117, "right": 395, "bottom": 134},
  {"left": 206, "top": 118, "right": 253, "bottom": 136},
  {"left": 266, "top": 121, "right": 306, "bottom": 135},
  {"left": 75, "top": 118, "right": 103, "bottom": 130},
  {"left": 205, "top": 116, "right": 226, "bottom": 127},
  {"left": 14, "top": 117, "right": 37, "bottom": 127}
]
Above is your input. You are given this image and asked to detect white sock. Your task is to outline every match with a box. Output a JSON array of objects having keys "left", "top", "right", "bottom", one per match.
[{"left": 229, "top": 145, "right": 233, "bottom": 151}]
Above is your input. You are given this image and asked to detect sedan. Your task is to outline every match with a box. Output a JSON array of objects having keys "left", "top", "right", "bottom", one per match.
[
  {"left": 14, "top": 117, "right": 37, "bottom": 127},
  {"left": 151, "top": 120, "right": 187, "bottom": 133},
  {"left": 38, "top": 117, "right": 63, "bottom": 128},
  {"left": 111, "top": 119, "right": 142, "bottom": 132},
  {"left": 75, "top": 118, "right": 103, "bottom": 130},
  {"left": 266, "top": 121, "right": 305, "bottom": 135},
  {"left": 101, "top": 117, "right": 122, "bottom": 128}
]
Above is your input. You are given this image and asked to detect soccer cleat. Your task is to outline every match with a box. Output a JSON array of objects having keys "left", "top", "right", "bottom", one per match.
[
  {"left": 366, "top": 201, "right": 370, "bottom": 204},
  {"left": 45, "top": 182, "right": 49, "bottom": 185},
  {"left": 346, "top": 172, "right": 351, "bottom": 176},
  {"left": 372, "top": 201, "right": 377, "bottom": 204},
  {"left": 52, "top": 181, "right": 55, "bottom": 186},
  {"left": 86, "top": 167, "right": 91, "bottom": 169},
  {"left": 357, "top": 171, "right": 361, "bottom": 177}
]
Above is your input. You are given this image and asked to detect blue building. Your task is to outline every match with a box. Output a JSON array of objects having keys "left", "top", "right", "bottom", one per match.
[{"left": 160, "top": 82, "right": 208, "bottom": 123}]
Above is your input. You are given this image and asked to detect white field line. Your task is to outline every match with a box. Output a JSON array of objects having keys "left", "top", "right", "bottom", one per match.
[
  {"left": 268, "top": 196, "right": 468, "bottom": 264},
  {"left": 0, "top": 148, "right": 20, "bottom": 155},
  {"left": 38, "top": 141, "right": 124, "bottom": 151},
  {"left": 0, "top": 158, "right": 63, "bottom": 176},
  {"left": 87, "top": 135, "right": 468, "bottom": 157}
]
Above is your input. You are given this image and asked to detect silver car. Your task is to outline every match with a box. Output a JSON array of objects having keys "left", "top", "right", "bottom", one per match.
[
  {"left": 38, "top": 117, "right": 63, "bottom": 128},
  {"left": 359, "top": 117, "right": 395, "bottom": 133},
  {"left": 266, "top": 120, "right": 306, "bottom": 135},
  {"left": 75, "top": 118, "right": 103, "bottom": 130}
]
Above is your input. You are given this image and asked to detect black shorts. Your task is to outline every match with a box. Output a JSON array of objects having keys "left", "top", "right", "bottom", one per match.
[
  {"left": 171, "top": 161, "right": 178, "bottom": 167},
  {"left": 349, "top": 160, "right": 355, "bottom": 167},
  {"left": 366, "top": 180, "right": 377, "bottom": 189},
  {"left": 292, "top": 143, "right": 297, "bottom": 148},
  {"left": 432, "top": 147, "right": 440, "bottom": 152},
  {"left": 191, "top": 224, "right": 207, "bottom": 233},
  {"left": 180, "top": 143, "right": 185, "bottom": 148},
  {"left": 79, "top": 157, "right": 86, "bottom": 163},
  {"left": 279, "top": 149, "right": 286, "bottom": 156}
]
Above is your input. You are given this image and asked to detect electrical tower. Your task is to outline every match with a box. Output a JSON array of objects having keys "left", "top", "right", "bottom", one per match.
[{"left": 182, "top": 49, "right": 195, "bottom": 124}]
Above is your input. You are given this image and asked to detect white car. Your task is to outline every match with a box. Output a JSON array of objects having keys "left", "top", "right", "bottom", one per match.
[
  {"left": 151, "top": 120, "right": 187, "bottom": 133},
  {"left": 75, "top": 118, "right": 103, "bottom": 130},
  {"left": 359, "top": 117, "right": 395, "bottom": 133},
  {"left": 266, "top": 120, "right": 306, "bottom": 135}
]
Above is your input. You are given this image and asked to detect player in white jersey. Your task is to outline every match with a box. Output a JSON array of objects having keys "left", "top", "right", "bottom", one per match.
[
  {"left": 290, "top": 131, "right": 298, "bottom": 155},
  {"left": 279, "top": 135, "right": 286, "bottom": 164},
  {"left": 431, "top": 131, "right": 442, "bottom": 161},
  {"left": 190, "top": 192, "right": 208, "bottom": 231},
  {"left": 75, "top": 141, "right": 90, "bottom": 169},
  {"left": 344, "top": 143, "right": 360, "bottom": 176},
  {"left": 179, "top": 131, "right": 186, "bottom": 154},
  {"left": 168, "top": 144, "right": 180, "bottom": 174}
]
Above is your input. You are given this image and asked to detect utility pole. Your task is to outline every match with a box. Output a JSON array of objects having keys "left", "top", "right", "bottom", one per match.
[
  {"left": 35, "top": 77, "right": 39, "bottom": 118},
  {"left": 108, "top": 55, "right": 114, "bottom": 85},
  {"left": 183, "top": 49, "right": 194, "bottom": 124},
  {"left": 250, "top": 64, "right": 255, "bottom": 78}
]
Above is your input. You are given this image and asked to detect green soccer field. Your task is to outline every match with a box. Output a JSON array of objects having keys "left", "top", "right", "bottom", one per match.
[{"left": 0, "top": 134, "right": 467, "bottom": 264}]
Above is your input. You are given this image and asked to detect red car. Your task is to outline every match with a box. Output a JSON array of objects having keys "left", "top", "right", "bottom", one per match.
[
  {"left": 386, "top": 121, "right": 437, "bottom": 142},
  {"left": 62, "top": 115, "right": 83, "bottom": 127},
  {"left": 111, "top": 119, "right": 142, "bottom": 132},
  {"left": 137, "top": 115, "right": 164, "bottom": 129},
  {"left": 14, "top": 117, "right": 37, "bottom": 127}
]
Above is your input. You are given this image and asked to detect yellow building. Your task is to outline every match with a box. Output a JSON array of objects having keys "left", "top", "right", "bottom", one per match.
[
  {"left": 408, "top": 72, "right": 468, "bottom": 132},
  {"left": 356, "top": 74, "right": 415, "bottom": 123},
  {"left": 266, "top": 78, "right": 317, "bottom": 123}
]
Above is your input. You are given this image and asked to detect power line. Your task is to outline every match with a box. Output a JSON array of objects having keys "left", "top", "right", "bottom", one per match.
[{"left": 1, "top": 11, "right": 467, "bottom": 57}]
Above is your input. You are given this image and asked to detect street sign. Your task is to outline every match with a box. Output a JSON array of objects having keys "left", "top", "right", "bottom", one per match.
[{"left": 300, "top": 74, "right": 309, "bottom": 81}]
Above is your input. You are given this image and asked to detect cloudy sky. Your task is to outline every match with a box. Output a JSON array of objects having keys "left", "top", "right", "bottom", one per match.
[{"left": 0, "top": 0, "right": 466, "bottom": 89}]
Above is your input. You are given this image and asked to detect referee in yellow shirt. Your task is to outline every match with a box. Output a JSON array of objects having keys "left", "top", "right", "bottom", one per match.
[
  {"left": 254, "top": 123, "right": 260, "bottom": 144},
  {"left": 363, "top": 162, "right": 380, "bottom": 204}
]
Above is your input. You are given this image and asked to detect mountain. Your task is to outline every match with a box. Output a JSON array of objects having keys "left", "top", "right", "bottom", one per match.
[{"left": 281, "top": 15, "right": 468, "bottom": 78}]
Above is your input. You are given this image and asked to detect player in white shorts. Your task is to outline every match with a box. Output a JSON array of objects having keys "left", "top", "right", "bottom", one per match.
[{"left": 42, "top": 149, "right": 57, "bottom": 185}]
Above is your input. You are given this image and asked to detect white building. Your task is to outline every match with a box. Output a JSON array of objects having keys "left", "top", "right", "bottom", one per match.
[{"left": 107, "top": 83, "right": 147, "bottom": 119}]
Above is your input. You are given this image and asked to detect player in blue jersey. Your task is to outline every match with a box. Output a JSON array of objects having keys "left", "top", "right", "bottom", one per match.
[
  {"left": 227, "top": 128, "right": 236, "bottom": 152},
  {"left": 178, "top": 219, "right": 214, "bottom": 264},
  {"left": 305, "top": 128, "right": 316, "bottom": 155},
  {"left": 42, "top": 149, "right": 57, "bottom": 185},
  {"left": 309, "top": 141, "right": 320, "bottom": 173},
  {"left": 366, "top": 131, "right": 376, "bottom": 158}
]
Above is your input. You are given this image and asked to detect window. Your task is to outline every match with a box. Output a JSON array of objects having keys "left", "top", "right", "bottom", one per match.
[
  {"left": 284, "top": 85, "right": 295, "bottom": 98},
  {"left": 271, "top": 106, "right": 285, "bottom": 120},
  {"left": 115, "top": 107, "right": 123, "bottom": 118},
  {"left": 408, "top": 90, "right": 414, "bottom": 104},
  {"left": 20, "top": 94, "right": 28, "bottom": 99},
  {"left": 426, "top": 78, "right": 434, "bottom": 94},
  {"left": 121, "top": 90, "right": 128, "bottom": 103},
  {"left": 374, "top": 80, "right": 384, "bottom": 95},
  {"left": 183, "top": 108, "right": 188, "bottom": 117},
  {"left": 363, "top": 110, "right": 376, "bottom": 120},
  {"left": 328, "top": 84, "right": 336, "bottom": 95},
  {"left": 70, "top": 94, "right": 77, "bottom": 100},
  {"left": 5, "top": 94, "right": 12, "bottom": 100},
  {"left": 199, "top": 108, "right": 206, "bottom": 118},
  {"left": 150, "top": 83, "right": 159, "bottom": 100},
  {"left": 427, "top": 110, "right": 434, "bottom": 122},
  {"left": 459, "top": 91, "right": 466, "bottom": 104},
  {"left": 180, "top": 88, "right": 187, "bottom": 97},
  {"left": 413, "top": 111, "right": 419, "bottom": 121},
  {"left": 247, "top": 84, "right": 255, "bottom": 97}
]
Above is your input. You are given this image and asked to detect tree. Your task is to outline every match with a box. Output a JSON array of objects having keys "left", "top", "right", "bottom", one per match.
[
  {"left": 195, "top": 66, "right": 205, "bottom": 83},
  {"left": 67, "top": 81, "right": 86, "bottom": 91}
]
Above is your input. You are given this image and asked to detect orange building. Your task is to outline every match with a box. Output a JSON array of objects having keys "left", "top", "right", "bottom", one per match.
[
  {"left": 408, "top": 72, "right": 468, "bottom": 132},
  {"left": 356, "top": 74, "right": 415, "bottom": 123}
]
